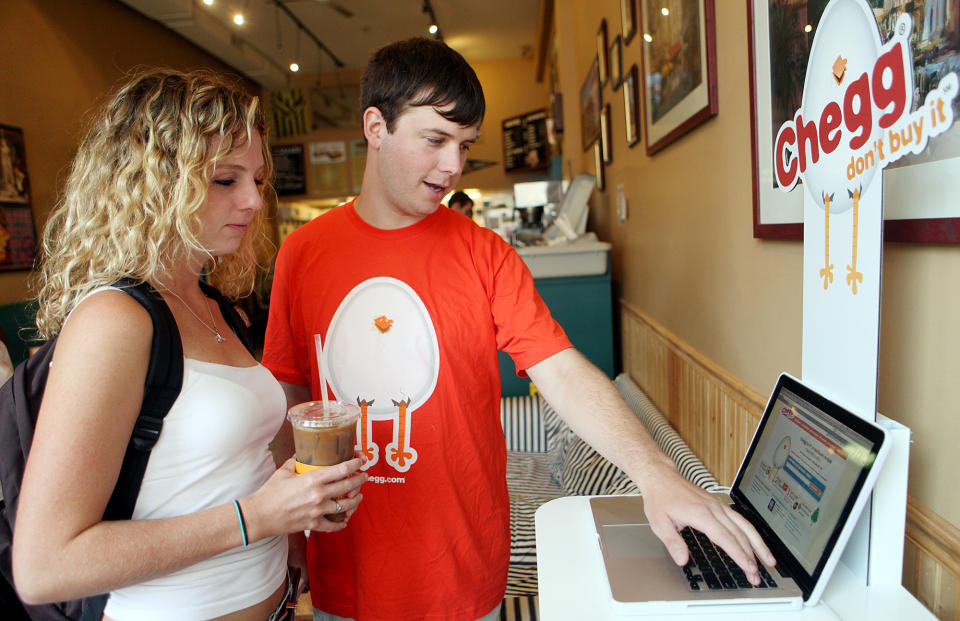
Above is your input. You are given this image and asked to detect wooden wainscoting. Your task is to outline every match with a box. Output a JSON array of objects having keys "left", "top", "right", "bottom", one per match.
[
  {"left": 619, "top": 301, "right": 766, "bottom": 485},
  {"left": 620, "top": 301, "right": 960, "bottom": 621}
]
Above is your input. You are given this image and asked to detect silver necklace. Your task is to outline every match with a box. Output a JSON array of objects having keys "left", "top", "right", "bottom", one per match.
[{"left": 163, "top": 288, "right": 226, "bottom": 343}]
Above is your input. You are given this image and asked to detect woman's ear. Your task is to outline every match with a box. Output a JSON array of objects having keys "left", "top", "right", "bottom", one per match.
[{"left": 362, "top": 107, "right": 387, "bottom": 149}]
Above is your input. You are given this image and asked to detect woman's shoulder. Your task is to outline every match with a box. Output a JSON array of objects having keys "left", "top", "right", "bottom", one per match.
[{"left": 61, "top": 287, "right": 154, "bottom": 350}]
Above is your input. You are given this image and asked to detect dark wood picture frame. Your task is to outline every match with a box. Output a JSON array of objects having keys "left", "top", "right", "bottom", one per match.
[
  {"left": 621, "top": 0, "right": 637, "bottom": 44},
  {"left": 623, "top": 64, "right": 641, "bottom": 148},
  {"left": 748, "top": 0, "right": 960, "bottom": 242},
  {"left": 580, "top": 58, "right": 602, "bottom": 151},
  {"left": 638, "top": 0, "right": 718, "bottom": 155},
  {"left": 0, "top": 124, "right": 37, "bottom": 272},
  {"left": 609, "top": 34, "right": 623, "bottom": 90},
  {"left": 597, "top": 19, "right": 609, "bottom": 87},
  {"left": 594, "top": 141, "right": 605, "bottom": 191},
  {"left": 601, "top": 103, "right": 613, "bottom": 165}
]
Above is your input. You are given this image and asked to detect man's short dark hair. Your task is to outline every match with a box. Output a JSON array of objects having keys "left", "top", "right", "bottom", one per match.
[
  {"left": 448, "top": 191, "right": 473, "bottom": 208},
  {"left": 361, "top": 37, "right": 486, "bottom": 133}
]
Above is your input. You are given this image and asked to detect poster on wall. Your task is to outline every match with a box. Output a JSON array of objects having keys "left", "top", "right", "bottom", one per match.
[
  {"left": 750, "top": 0, "right": 960, "bottom": 241},
  {"left": 350, "top": 139, "right": 367, "bottom": 194},
  {"left": 502, "top": 109, "right": 549, "bottom": 172},
  {"left": 309, "top": 141, "right": 350, "bottom": 194},
  {"left": 271, "top": 144, "right": 306, "bottom": 196},
  {"left": 0, "top": 125, "right": 37, "bottom": 271},
  {"left": 271, "top": 89, "right": 308, "bottom": 138}
]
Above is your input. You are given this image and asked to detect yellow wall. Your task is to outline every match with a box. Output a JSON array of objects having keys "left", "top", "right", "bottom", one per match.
[
  {"left": 3, "top": 0, "right": 956, "bottom": 537},
  {"left": 0, "top": 0, "right": 256, "bottom": 305},
  {"left": 555, "top": 0, "right": 960, "bottom": 530}
]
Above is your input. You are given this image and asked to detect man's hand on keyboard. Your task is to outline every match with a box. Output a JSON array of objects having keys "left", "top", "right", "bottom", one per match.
[{"left": 636, "top": 461, "right": 777, "bottom": 587}]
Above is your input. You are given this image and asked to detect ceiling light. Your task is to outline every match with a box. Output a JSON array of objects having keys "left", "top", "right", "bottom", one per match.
[
  {"left": 661, "top": 7, "right": 669, "bottom": 16},
  {"left": 233, "top": 13, "right": 244, "bottom": 25},
  {"left": 422, "top": 0, "right": 442, "bottom": 40},
  {"left": 202, "top": 0, "right": 213, "bottom": 5},
  {"left": 804, "top": 24, "right": 813, "bottom": 33},
  {"left": 643, "top": 33, "right": 653, "bottom": 43},
  {"left": 290, "top": 62, "right": 300, "bottom": 72}
]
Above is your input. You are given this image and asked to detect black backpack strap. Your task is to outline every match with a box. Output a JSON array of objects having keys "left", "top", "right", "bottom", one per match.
[
  {"left": 80, "top": 279, "right": 184, "bottom": 621},
  {"left": 102, "top": 279, "right": 183, "bottom": 520}
]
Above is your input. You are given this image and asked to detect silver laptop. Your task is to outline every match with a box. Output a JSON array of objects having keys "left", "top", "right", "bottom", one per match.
[{"left": 591, "top": 373, "right": 891, "bottom": 615}]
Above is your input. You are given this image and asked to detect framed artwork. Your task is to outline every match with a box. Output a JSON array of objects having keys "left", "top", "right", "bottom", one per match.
[
  {"left": 594, "top": 141, "right": 605, "bottom": 191},
  {"left": 749, "top": 0, "right": 960, "bottom": 242},
  {"left": 0, "top": 125, "right": 37, "bottom": 272},
  {"left": 638, "top": 0, "right": 718, "bottom": 155},
  {"left": 609, "top": 34, "right": 624, "bottom": 90},
  {"left": 580, "top": 58, "right": 602, "bottom": 151},
  {"left": 623, "top": 64, "right": 641, "bottom": 148},
  {"left": 597, "top": 19, "right": 609, "bottom": 87},
  {"left": 601, "top": 103, "right": 613, "bottom": 165},
  {"left": 621, "top": 0, "right": 637, "bottom": 44}
]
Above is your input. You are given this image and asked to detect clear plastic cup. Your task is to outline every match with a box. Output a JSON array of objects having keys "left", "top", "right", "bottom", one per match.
[{"left": 287, "top": 400, "right": 360, "bottom": 521}]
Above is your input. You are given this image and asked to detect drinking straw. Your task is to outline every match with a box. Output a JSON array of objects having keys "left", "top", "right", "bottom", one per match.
[{"left": 314, "top": 333, "right": 330, "bottom": 412}]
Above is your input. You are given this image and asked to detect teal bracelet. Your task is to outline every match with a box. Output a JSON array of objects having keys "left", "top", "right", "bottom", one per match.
[{"left": 233, "top": 499, "right": 248, "bottom": 547}]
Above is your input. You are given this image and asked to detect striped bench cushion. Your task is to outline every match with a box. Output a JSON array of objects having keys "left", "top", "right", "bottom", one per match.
[
  {"left": 500, "top": 395, "right": 547, "bottom": 452},
  {"left": 557, "top": 435, "right": 626, "bottom": 496},
  {"left": 500, "top": 595, "right": 539, "bottom": 620},
  {"left": 614, "top": 374, "right": 720, "bottom": 491},
  {"left": 505, "top": 451, "right": 565, "bottom": 596}
]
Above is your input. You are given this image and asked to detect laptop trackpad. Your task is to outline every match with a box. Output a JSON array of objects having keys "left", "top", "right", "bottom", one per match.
[{"left": 601, "top": 524, "right": 667, "bottom": 559}]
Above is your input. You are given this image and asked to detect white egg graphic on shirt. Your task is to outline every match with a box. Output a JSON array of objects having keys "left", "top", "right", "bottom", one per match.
[{"left": 323, "top": 277, "right": 439, "bottom": 472}]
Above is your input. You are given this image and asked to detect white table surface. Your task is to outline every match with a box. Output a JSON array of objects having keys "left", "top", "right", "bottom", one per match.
[{"left": 534, "top": 496, "right": 934, "bottom": 621}]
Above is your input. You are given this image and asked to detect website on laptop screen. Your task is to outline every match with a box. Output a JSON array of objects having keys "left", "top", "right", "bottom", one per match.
[{"left": 738, "top": 387, "right": 877, "bottom": 574}]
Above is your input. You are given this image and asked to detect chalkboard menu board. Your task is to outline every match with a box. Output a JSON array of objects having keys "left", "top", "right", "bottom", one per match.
[
  {"left": 271, "top": 144, "right": 306, "bottom": 196},
  {"left": 502, "top": 109, "right": 548, "bottom": 172}
]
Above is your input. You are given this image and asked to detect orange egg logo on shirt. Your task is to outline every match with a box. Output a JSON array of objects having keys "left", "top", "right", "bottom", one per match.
[{"left": 374, "top": 315, "right": 394, "bottom": 334}]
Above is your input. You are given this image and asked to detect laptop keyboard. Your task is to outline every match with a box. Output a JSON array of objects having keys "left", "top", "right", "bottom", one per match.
[{"left": 680, "top": 527, "right": 779, "bottom": 591}]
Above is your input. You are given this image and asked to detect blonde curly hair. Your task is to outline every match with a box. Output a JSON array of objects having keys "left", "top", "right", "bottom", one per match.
[{"left": 34, "top": 68, "right": 275, "bottom": 339}]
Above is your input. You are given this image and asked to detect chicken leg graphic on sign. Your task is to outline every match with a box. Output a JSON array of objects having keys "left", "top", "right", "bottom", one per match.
[
  {"left": 772, "top": 0, "right": 957, "bottom": 416},
  {"left": 322, "top": 277, "right": 440, "bottom": 473}
]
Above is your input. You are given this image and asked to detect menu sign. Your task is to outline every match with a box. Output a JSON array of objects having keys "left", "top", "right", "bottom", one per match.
[
  {"left": 502, "top": 109, "right": 548, "bottom": 172},
  {"left": 271, "top": 144, "right": 307, "bottom": 196}
]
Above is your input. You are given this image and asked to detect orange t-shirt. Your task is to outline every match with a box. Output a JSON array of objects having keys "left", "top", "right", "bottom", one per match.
[{"left": 262, "top": 202, "right": 570, "bottom": 621}]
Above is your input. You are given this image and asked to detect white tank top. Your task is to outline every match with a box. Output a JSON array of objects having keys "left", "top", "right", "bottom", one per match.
[{"left": 73, "top": 288, "right": 288, "bottom": 620}]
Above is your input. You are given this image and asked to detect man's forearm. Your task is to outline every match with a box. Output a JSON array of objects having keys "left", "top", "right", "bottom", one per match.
[{"left": 525, "top": 348, "right": 676, "bottom": 490}]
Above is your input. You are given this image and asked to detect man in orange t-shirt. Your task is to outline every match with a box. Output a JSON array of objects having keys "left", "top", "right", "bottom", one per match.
[{"left": 262, "top": 37, "right": 775, "bottom": 621}]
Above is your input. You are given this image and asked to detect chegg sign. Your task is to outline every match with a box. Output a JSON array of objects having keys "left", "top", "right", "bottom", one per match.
[{"left": 774, "top": 7, "right": 957, "bottom": 209}]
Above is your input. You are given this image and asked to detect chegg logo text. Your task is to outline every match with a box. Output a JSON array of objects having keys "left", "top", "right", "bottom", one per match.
[{"left": 774, "top": 41, "right": 908, "bottom": 191}]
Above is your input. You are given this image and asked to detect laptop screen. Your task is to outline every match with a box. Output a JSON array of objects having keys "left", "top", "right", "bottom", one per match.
[{"left": 730, "top": 374, "right": 885, "bottom": 593}]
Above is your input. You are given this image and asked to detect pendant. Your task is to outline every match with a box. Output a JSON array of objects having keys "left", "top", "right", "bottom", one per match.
[{"left": 215, "top": 332, "right": 226, "bottom": 343}]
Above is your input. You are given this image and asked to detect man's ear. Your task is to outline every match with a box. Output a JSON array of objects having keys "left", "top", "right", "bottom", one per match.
[{"left": 362, "top": 107, "right": 387, "bottom": 149}]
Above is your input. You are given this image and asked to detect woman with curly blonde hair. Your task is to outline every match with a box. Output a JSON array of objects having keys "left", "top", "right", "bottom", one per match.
[{"left": 12, "top": 68, "right": 366, "bottom": 621}]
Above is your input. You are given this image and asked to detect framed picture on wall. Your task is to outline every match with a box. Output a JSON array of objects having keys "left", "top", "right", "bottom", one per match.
[
  {"left": 594, "top": 141, "right": 605, "bottom": 191},
  {"left": 580, "top": 58, "right": 602, "bottom": 151},
  {"left": 601, "top": 103, "right": 613, "bottom": 165},
  {"left": 597, "top": 19, "right": 609, "bottom": 87},
  {"left": 609, "top": 34, "right": 623, "bottom": 90},
  {"left": 623, "top": 64, "right": 641, "bottom": 148},
  {"left": 749, "top": 0, "right": 960, "bottom": 242},
  {"left": 638, "top": 0, "right": 718, "bottom": 155},
  {"left": 621, "top": 0, "right": 637, "bottom": 44},
  {"left": 0, "top": 125, "right": 38, "bottom": 272}
]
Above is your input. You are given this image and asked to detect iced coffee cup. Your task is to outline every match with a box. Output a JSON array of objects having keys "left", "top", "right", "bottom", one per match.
[{"left": 287, "top": 400, "right": 360, "bottom": 521}]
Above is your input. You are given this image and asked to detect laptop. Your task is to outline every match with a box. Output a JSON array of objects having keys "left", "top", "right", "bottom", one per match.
[{"left": 590, "top": 373, "right": 891, "bottom": 615}]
